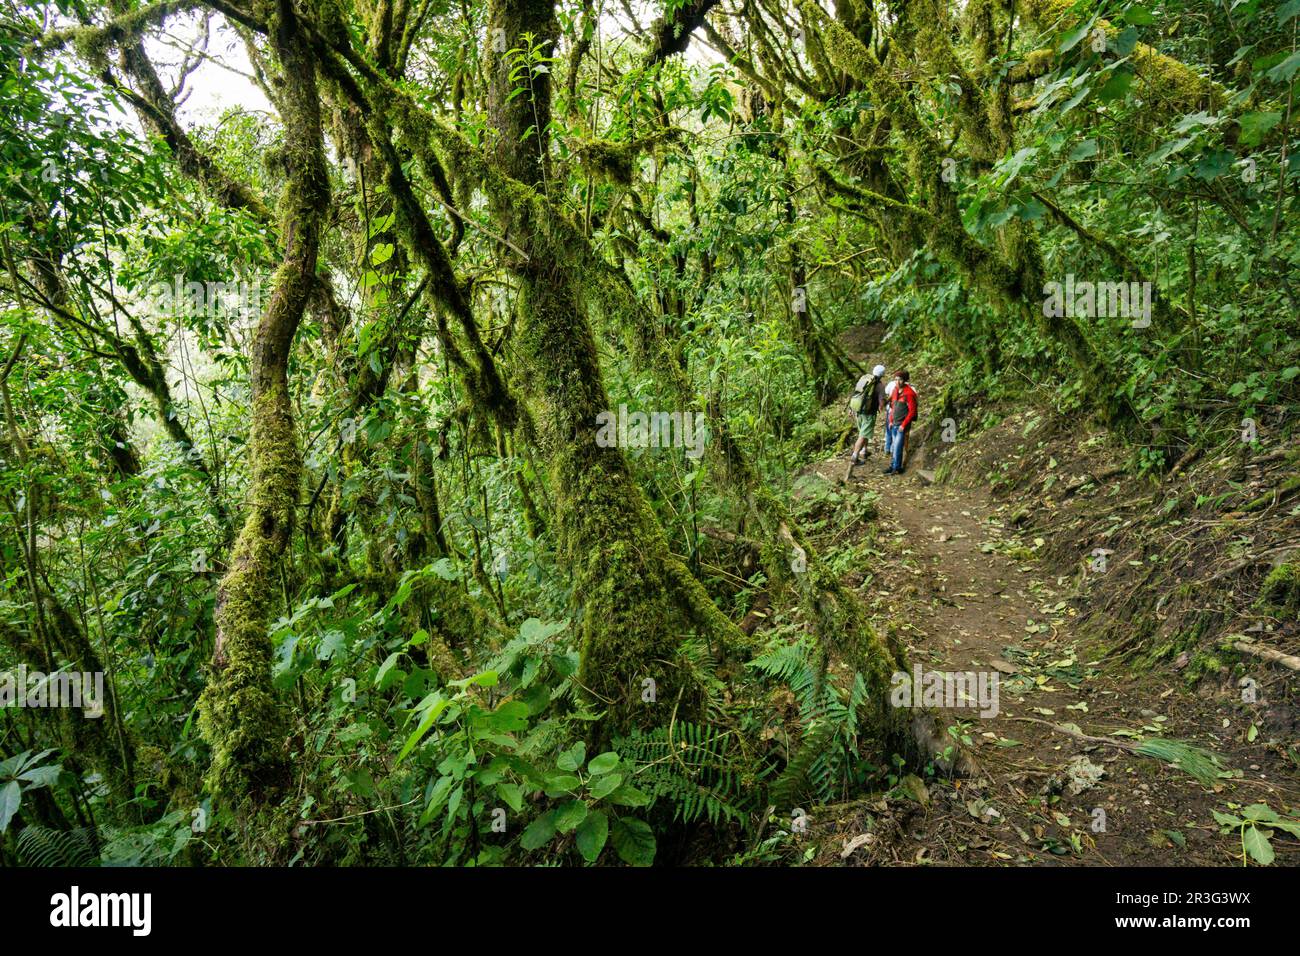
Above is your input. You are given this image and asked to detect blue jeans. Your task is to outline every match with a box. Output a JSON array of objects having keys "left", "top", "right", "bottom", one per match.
[
  {"left": 891, "top": 423, "right": 910, "bottom": 472},
  {"left": 885, "top": 424, "right": 897, "bottom": 460}
]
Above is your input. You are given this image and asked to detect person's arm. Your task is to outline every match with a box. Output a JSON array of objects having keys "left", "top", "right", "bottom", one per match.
[{"left": 900, "top": 388, "right": 917, "bottom": 429}]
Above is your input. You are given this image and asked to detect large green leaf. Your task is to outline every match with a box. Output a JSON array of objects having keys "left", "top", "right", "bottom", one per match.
[
  {"left": 575, "top": 810, "right": 609, "bottom": 863},
  {"left": 587, "top": 751, "right": 620, "bottom": 775},
  {"left": 1238, "top": 112, "right": 1282, "bottom": 147},
  {"left": 396, "top": 693, "right": 452, "bottom": 764},
  {"left": 1243, "top": 825, "right": 1274, "bottom": 865},
  {"left": 520, "top": 811, "right": 557, "bottom": 851},
  {"left": 610, "top": 816, "right": 656, "bottom": 867},
  {"left": 496, "top": 782, "right": 524, "bottom": 813},
  {"left": 0, "top": 780, "right": 21, "bottom": 834},
  {"left": 588, "top": 772, "right": 623, "bottom": 800},
  {"left": 557, "top": 742, "right": 586, "bottom": 771},
  {"left": 553, "top": 799, "right": 589, "bottom": 833}
]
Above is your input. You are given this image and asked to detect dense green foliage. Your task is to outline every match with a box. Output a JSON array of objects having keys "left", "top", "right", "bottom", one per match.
[{"left": 0, "top": 0, "right": 1295, "bottom": 865}]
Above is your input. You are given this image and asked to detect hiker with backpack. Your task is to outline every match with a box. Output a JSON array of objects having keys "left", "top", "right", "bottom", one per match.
[
  {"left": 847, "top": 364, "right": 886, "bottom": 474},
  {"left": 884, "top": 369, "right": 917, "bottom": 475}
]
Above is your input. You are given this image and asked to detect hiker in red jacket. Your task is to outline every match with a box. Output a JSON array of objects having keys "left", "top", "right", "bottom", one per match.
[{"left": 885, "top": 370, "right": 917, "bottom": 475}]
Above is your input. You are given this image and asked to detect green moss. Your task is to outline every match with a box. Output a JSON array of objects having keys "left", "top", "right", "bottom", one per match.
[
  {"left": 387, "top": 81, "right": 742, "bottom": 730},
  {"left": 382, "top": 57, "right": 911, "bottom": 754},
  {"left": 198, "top": 384, "right": 300, "bottom": 802},
  {"left": 1244, "top": 476, "right": 1300, "bottom": 512},
  {"left": 962, "top": 0, "right": 996, "bottom": 66},
  {"left": 908, "top": 0, "right": 999, "bottom": 161},
  {"left": 572, "top": 135, "right": 672, "bottom": 186},
  {"left": 1018, "top": 0, "right": 1225, "bottom": 112},
  {"left": 1184, "top": 652, "right": 1224, "bottom": 684},
  {"left": 1013, "top": 48, "right": 1056, "bottom": 81},
  {"left": 424, "top": 574, "right": 503, "bottom": 648},
  {"left": 195, "top": 13, "right": 326, "bottom": 811},
  {"left": 515, "top": 275, "right": 725, "bottom": 733},
  {"left": 61, "top": 1, "right": 188, "bottom": 64},
  {"left": 1258, "top": 562, "right": 1300, "bottom": 613}
]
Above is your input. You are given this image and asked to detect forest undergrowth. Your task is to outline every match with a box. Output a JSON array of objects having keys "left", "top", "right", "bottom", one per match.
[{"left": 1, "top": 0, "right": 1297, "bottom": 867}]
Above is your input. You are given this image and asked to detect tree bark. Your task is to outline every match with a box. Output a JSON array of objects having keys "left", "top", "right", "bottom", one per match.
[
  {"left": 197, "top": 0, "right": 328, "bottom": 810},
  {"left": 484, "top": 0, "right": 741, "bottom": 733}
]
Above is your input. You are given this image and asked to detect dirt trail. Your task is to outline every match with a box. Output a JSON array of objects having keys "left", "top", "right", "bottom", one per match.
[{"left": 806, "top": 446, "right": 1297, "bottom": 866}]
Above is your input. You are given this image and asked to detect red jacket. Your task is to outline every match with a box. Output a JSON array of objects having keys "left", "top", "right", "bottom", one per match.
[{"left": 891, "top": 384, "right": 917, "bottom": 430}]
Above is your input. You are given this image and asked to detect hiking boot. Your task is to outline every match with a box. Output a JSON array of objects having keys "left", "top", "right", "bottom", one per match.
[{"left": 883, "top": 467, "right": 896, "bottom": 475}]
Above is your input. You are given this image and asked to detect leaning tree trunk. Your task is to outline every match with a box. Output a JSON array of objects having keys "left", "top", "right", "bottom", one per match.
[
  {"left": 484, "top": 0, "right": 740, "bottom": 733},
  {"left": 197, "top": 0, "right": 328, "bottom": 811}
]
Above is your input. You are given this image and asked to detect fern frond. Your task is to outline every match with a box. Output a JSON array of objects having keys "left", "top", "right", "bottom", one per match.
[
  {"left": 16, "top": 826, "right": 100, "bottom": 867},
  {"left": 749, "top": 641, "right": 810, "bottom": 684},
  {"left": 753, "top": 637, "right": 874, "bottom": 807},
  {"left": 770, "top": 718, "right": 843, "bottom": 809},
  {"left": 616, "top": 721, "right": 752, "bottom": 825},
  {"left": 1134, "top": 738, "right": 1227, "bottom": 787}
]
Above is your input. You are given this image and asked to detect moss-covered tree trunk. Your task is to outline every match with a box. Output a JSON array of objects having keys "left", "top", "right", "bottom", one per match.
[
  {"left": 485, "top": 0, "right": 740, "bottom": 732},
  {"left": 197, "top": 0, "right": 328, "bottom": 810}
]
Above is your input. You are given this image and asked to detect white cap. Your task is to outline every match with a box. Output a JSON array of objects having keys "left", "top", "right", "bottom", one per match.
[{"left": 872, "top": 364, "right": 886, "bottom": 377}]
